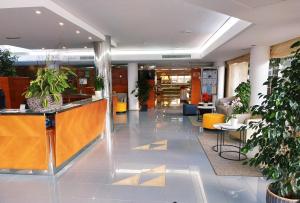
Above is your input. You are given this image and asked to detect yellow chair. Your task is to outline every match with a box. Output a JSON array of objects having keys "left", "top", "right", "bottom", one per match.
[
  {"left": 203, "top": 113, "right": 225, "bottom": 129},
  {"left": 116, "top": 93, "right": 127, "bottom": 113},
  {"left": 116, "top": 102, "right": 127, "bottom": 113}
]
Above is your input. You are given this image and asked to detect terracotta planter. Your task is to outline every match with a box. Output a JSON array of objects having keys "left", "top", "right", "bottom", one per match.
[
  {"left": 267, "top": 185, "right": 300, "bottom": 203},
  {"left": 27, "top": 94, "right": 63, "bottom": 112}
]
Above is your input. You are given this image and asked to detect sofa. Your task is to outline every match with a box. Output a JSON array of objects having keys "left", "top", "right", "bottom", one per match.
[
  {"left": 215, "top": 96, "right": 235, "bottom": 116},
  {"left": 183, "top": 103, "right": 198, "bottom": 115}
]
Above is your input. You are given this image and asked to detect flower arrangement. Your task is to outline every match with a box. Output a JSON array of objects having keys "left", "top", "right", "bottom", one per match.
[{"left": 202, "top": 92, "right": 211, "bottom": 103}]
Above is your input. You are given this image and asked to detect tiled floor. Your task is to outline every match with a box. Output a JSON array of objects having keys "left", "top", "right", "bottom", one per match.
[{"left": 0, "top": 108, "right": 267, "bottom": 203}]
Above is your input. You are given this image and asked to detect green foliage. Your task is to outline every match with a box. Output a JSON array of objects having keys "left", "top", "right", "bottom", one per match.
[
  {"left": 24, "top": 67, "right": 76, "bottom": 107},
  {"left": 242, "top": 41, "right": 300, "bottom": 199},
  {"left": 0, "top": 49, "right": 17, "bottom": 76},
  {"left": 95, "top": 75, "right": 104, "bottom": 91},
  {"left": 131, "top": 74, "right": 151, "bottom": 106},
  {"left": 232, "top": 81, "right": 251, "bottom": 114}
]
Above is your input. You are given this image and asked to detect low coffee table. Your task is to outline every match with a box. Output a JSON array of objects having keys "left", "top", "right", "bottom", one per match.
[
  {"left": 212, "top": 123, "right": 247, "bottom": 161},
  {"left": 197, "top": 105, "right": 216, "bottom": 121}
]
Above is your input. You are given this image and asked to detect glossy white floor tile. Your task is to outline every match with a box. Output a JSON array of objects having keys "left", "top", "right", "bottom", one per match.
[{"left": 0, "top": 108, "right": 267, "bottom": 203}]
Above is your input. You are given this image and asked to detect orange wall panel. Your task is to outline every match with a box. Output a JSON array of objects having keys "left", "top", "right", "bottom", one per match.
[
  {"left": 0, "top": 115, "right": 48, "bottom": 170},
  {"left": 191, "top": 68, "right": 201, "bottom": 104},
  {"left": 147, "top": 80, "right": 155, "bottom": 109},
  {"left": 55, "top": 100, "right": 107, "bottom": 167}
]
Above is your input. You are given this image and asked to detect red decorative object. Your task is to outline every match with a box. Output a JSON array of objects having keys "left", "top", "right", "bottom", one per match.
[{"left": 202, "top": 92, "right": 212, "bottom": 103}]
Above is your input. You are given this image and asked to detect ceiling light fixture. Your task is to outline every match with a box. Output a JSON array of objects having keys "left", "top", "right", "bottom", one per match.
[
  {"left": 62, "top": 46, "right": 66, "bottom": 49},
  {"left": 59, "top": 22, "right": 64, "bottom": 26},
  {"left": 35, "top": 10, "right": 42, "bottom": 15},
  {"left": 88, "top": 36, "right": 92, "bottom": 40},
  {"left": 76, "top": 30, "right": 80, "bottom": 34},
  {"left": 84, "top": 46, "right": 88, "bottom": 49}
]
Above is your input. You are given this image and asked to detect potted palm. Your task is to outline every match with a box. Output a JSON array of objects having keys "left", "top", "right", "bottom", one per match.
[
  {"left": 131, "top": 74, "right": 151, "bottom": 111},
  {"left": 95, "top": 75, "right": 104, "bottom": 99},
  {"left": 242, "top": 41, "right": 300, "bottom": 203},
  {"left": 24, "top": 67, "right": 76, "bottom": 112}
]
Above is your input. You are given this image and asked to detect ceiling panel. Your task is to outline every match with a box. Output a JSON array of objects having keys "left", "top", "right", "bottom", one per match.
[
  {"left": 0, "top": 7, "right": 101, "bottom": 49},
  {"left": 51, "top": 0, "right": 229, "bottom": 50}
]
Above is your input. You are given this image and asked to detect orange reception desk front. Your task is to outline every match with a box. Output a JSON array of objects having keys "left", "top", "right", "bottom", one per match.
[{"left": 0, "top": 98, "right": 107, "bottom": 175}]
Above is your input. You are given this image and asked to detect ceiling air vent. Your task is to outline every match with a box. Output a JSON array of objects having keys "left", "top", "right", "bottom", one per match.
[
  {"left": 80, "top": 56, "right": 94, "bottom": 60},
  {"left": 162, "top": 54, "right": 191, "bottom": 59}
]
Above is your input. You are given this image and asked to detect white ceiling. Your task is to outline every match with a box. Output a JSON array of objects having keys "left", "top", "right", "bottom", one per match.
[
  {"left": 51, "top": 0, "right": 230, "bottom": 50},
  {"left": 187, "top": 0, "right": 300, "bottom": 61},
  {"left": 0, "top": 0, "right": 299, "bottom": 62},
  {"left": 0, "top": 7, "right": 102, "bottom": 49}
]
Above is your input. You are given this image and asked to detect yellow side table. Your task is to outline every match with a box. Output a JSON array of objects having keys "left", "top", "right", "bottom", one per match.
[{"left": 203, "top": 113, "right": 225, "bottom": 129}]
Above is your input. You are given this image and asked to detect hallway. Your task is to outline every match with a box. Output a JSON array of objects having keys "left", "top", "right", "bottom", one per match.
[{"left": 0, "top": 108, "right": 267, "bottom": 203}]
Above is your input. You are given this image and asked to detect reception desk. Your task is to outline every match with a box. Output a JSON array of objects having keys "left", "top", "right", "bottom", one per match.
[{"left": 0, "top": 98, "right": 107, "bottom": 175}]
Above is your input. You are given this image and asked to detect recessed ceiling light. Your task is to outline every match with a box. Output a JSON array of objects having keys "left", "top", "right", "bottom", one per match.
[
  {"left": 76, "top": 30, "right": 80, "bottom": 34},
  {"left": 62, "top": 46, "right": 66, "bottom": 49},
  {"left": 42, "top": 48, "right": 45, "bottom": 50},
  {"left": 35, "top": 10, "right": 42, "bottom": 15},
  {"left": 88, "top": 36, "right": 92, "bottom": 40},
  {"left": 84, "top": 46, "right": 88, "bottom": 49},
  {"left": 59, "top": 22, "right": 64, "bottom": 26}
]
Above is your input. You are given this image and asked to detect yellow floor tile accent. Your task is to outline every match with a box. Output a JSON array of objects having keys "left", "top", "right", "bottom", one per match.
[
  {"left": 113, "top": 174, "right": 140, "bottom": 186},
  {"left": 140, "top": 175, "right": 166, "bottom": 187},
  {"left": 132, "top": 140, "right": 168, "bottom": 151},
  {"left": 133, "top": 144, "right": 151, "bottom": 150},
  {"left": 151, "top": 145, "right": 167, "bottom": 151}
]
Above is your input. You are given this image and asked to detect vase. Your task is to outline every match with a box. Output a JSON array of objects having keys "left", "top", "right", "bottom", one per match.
[
  {"left": 95, "top": 90, "right": 103, "bottom": 99},
  {"left": 266, "top": 185, "right": 300, "bottom": 203},
  {"left": 27, "top": 94, "right": 63, "bottom": 112},
  {"left": 230, "top": 118, "right": 238, "bottom": 126}
]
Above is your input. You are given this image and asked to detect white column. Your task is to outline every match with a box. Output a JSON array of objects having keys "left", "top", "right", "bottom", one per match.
[
  {"left": 249, "top": 46, "right": 270, "bottom": 106},
  {"left": 94, "top": 36, "right": 113, "bottom": 133},
  {"left": 128, "top": 63, "right": 139, "bottom": 110},
  {"left": 216, "top": 61, "right": 225, "bottom": 99}
]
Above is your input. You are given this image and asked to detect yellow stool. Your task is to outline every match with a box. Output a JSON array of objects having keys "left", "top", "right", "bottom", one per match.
[
  {"left": 116, "top": 102, "right": 127, "bottom": 113},
  {"left": 203, "top": 113, "right": 225, "bottom": 129}
]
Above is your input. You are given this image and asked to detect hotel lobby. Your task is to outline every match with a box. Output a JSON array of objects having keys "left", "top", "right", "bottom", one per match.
[{"left": 0, "top": 0, "right": 300, "bottom": 203}]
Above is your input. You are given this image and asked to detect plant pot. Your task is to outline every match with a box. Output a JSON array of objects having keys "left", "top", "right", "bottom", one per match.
[
  {"left": 27, "top": 95, "right": 63, "bottom": 112},
  {"left": 230, "top": 118, "right": 238, "bottom": 126},
  {"left": 266, "top": 185, "right": 300, "bottom": 203},
  {"left": 140, "top": 104, "right": 148, "bottom": 112},
  {"left": 95, "top": 90, "right": 103, "bottom": 99},
  {"left": 203, "top": 102, "right": 208, "bottom": 107}
]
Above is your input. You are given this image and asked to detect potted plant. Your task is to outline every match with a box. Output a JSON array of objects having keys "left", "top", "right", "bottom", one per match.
[
  {"left": 0, "top": 49, "right": 31, "bottom": 108},
  {"left": 0, "top": 49, "right": 17, "bottom": 76},
  {"left": 242, "top": 41, "right": 300, "bottom": 203},
  {"left": 229, "top": 81, "right": 251, "bottom": 125},
  {"left": 24, "top": 67, "right": 76, "bottom": 112},
  {"left": 95, "top": 75, "right": 104, "bottom": 99},
  {"left": 131, "top": 74, "right": 151, "bottom": 111}
]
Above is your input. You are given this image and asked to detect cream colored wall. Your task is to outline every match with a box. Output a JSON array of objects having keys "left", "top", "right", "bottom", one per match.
[{"left": 227, "top": 62, "right": 249, "bottom": 96}]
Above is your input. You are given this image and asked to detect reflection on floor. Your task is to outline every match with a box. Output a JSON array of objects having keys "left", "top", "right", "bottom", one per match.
[
  {"left": 132, "top": 140, "right": 168, "bottom": 151},
  {"left": 0, "top": 108, "right": 267, "bottom": 203}
]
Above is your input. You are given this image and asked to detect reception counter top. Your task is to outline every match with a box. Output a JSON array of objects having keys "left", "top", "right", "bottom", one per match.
[
  {"left": 0, "top": 98, "right": 101, "bottom": 115},
  {"left": 0, "top": 98, "right": 107, "bottom": 175}
]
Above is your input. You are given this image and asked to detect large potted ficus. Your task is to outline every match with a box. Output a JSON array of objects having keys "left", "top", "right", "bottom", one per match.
[
  {"left": 242, "top": 41, "right": 300, "bottom": 203},
  {"left": 95, "top": 75, "right": 104, "bottom": 99},
  {"left": 131, "top": 74, "right": 151, "bottom": 111},
  {"left": 24, "top": 67, "right": 76, "bottom": 112}
]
